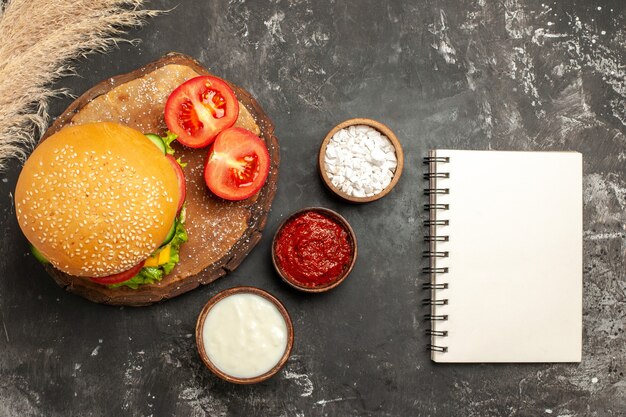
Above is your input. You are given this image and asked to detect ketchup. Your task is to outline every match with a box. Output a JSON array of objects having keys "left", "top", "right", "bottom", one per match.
[{"left": 275, "top": 211, "right": 352, "bottom": 287}]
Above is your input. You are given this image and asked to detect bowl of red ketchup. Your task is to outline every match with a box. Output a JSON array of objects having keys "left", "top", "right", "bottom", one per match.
[{"left": 272, "top": 207, "right": 357, "bottom": 293}]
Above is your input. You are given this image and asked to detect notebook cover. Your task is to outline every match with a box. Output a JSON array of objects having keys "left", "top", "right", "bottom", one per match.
[{"left": 428, "top": 150, "right": 582, "bottom": 363}]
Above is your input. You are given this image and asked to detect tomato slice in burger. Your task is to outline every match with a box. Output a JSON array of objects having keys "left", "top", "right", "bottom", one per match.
[
  {"left": 166, "top": 155, "right": 186, "bottom": 214},
  {"left": 165, "top": 76, "right": 239, "bottom": 148},
  {"left": 89, "top": 261, "right": 145, "bottom": 285},
  {"left": 204, "top": 127, "right": 270, "bottom": 201}
]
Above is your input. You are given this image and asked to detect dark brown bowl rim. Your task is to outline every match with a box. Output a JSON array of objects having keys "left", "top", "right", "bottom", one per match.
[
  {"left": 195, "top": 286, "right": 294, "bottom": 384},
  {"left": 271, "top": 207, "right": 358, "bottom": 293},
  {"left": 318, "top": 117, "right": 404, "bottom": 204}
]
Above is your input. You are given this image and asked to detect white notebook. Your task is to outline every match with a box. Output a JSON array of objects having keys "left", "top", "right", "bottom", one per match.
[{"left": 425, "top": 150, "right": 582, "bottom": 363}]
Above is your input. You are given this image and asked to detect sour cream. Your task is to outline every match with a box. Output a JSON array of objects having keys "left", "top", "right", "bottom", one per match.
[{"left": 201, "top": 292, "right": 289, "bottom": 379}]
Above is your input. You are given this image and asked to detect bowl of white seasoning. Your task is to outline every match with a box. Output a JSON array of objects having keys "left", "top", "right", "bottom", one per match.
[
  {"left": 196, "top": 286, "right": 294, "bottom": 384},
  {"left": 319, "top": 118, "right": 404, "bottom": 203}
]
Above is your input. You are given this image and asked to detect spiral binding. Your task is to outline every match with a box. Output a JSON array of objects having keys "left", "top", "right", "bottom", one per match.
[
  {"left": 423, "top": 156, "right": 450, "bottom": 163},
  {"left": 424, "top": 235, "right": 449, "bottom": 242},
  {"left": 425, "top": 314, "right": 448, "bottom": 320},
  {"left": 422, "top": 298, "right": 448, "bottom": 305},
  {"left": 424, "top": 188, "right": 449, "bottom": 195},
  {"left": 422, "top": 267, "right": 448, "bottom": 274},
  {"left": 427, "top": 344, "right": 448, "bottom": 353},
  {"left": 422, "top": 251, "right": 449, "bottom": 258},
  {"left": 423, "top": 204, "right": 449, "bottom": 210},
  {"left": 424, "top": 220, "right": 449, "bottom": 226},
  {"left": 422, "top": 282, "right": 448, "bottom": 289},
  {"left": 423, "top": 172, "right": 450, "bottom": 179},
  {"left": 424, "top": 154, "right": 450, "bottom": 353}
]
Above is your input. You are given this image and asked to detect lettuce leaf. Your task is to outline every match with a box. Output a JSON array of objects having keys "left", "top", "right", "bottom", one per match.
[
  {"left": 161, "top": 131, "right": 187, "bottom": 168},
  {"left": 109, "top": 215, "right": 188, "bottom": 289},
  {"left": 111, "top": 267, "right": 163, "bottom": 289},
  {"left": 162, "top": 131, "right": 178, "bottom": 156},
  {"left": 30, "top": 244, "right": 50, "bottom": 264}
]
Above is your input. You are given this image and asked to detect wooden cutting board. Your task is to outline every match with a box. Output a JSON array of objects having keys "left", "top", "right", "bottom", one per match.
[{"left": 39, "top": 52, "right": 279, "bottom": 306}]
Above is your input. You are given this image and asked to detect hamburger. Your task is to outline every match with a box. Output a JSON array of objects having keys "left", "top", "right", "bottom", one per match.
[
  {"left": 11, "top": 53, "right": 279, "bottom": 306},
  {"left": 15, "top": 122, "right": 188, "bottom": 288}
]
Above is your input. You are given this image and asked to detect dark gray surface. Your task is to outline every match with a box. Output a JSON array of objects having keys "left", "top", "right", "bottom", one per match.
[{"left": 1, "top": 0, "right": 625, "bottom": 416}]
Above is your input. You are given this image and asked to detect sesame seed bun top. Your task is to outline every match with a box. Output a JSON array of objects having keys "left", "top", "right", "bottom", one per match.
[{"left": 15, "top": 122, "right": 181, "bottom": 278}]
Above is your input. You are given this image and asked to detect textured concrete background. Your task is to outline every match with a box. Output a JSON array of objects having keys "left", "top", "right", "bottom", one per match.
[{"left": 0, "top": 0, "right": 625, "bottom": 416}]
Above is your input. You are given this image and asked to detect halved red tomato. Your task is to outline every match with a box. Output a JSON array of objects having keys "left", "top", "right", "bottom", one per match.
[
  {"left": 89, "top": 261, "right": 146, "bottom": 285},
  {"left": 204, "top": 127, "right": 270, "bottom": 201},
  {"left": 164, "top": 76, "right": 239, "bottom": 148},
  {"left": 166, "top": 155, "right": 186, "bottom": 214}
]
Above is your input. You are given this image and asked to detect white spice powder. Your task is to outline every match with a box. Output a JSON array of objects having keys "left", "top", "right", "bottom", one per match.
[{"left": 324, "top": 125, "right": 398, "bottom": 198}]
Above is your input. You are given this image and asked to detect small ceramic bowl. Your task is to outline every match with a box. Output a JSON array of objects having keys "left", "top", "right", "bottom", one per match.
[
  {"left": 195, "top": 286, "right": 294, "bottom": 384},
  {"left": 272, "top": 207, "right": 357, "bottom": 293},
  {"left": 319, "top": 118, "right": 404, "bottom": 203}
]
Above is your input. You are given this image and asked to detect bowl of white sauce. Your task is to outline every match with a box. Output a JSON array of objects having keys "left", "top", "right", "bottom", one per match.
[{"left": 195, "top": 286, "right": 294, "bottom": 384}]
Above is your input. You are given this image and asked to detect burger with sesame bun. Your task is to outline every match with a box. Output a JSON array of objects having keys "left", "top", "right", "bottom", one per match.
[{"left": 15, "top": 122, "right": 188, "bottom": 288}]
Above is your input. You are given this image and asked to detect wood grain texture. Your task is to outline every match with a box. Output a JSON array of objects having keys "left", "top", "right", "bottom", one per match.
[{"left": 40, "top": 52, "right": 280, "bottom": 306}]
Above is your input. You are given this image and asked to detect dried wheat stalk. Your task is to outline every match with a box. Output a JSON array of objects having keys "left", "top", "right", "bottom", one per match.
[{"left": 0, "top": 0, "right": 161, "bottom": 170}]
